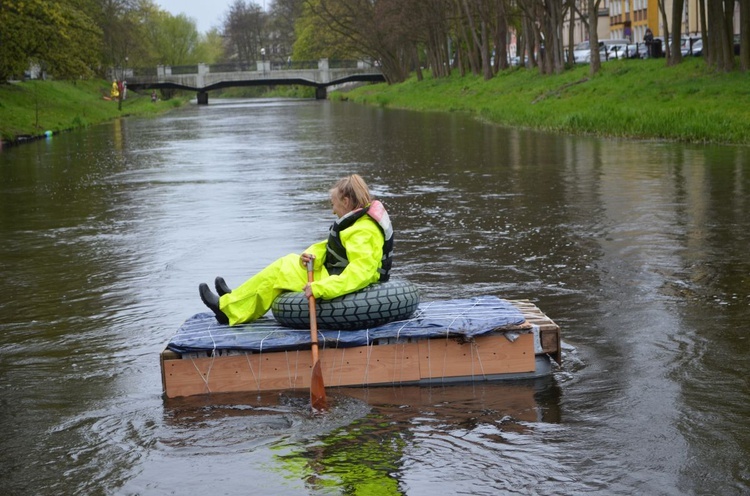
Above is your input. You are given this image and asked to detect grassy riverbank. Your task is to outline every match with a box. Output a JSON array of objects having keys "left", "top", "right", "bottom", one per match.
[
  {"left": 0, "top": 79, "right": 185, "bottom": 145},
  {"left": 338, "top": 58, "right": 750, "bottom": 145},
  {"left": 3, "top": 59, "right": 749, "bottom": 146}
]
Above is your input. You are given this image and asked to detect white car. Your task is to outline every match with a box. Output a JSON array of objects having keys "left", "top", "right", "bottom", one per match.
[
  {"left": 605, "top": 43, "right": 630, "bottom": 60},
  {"left": 573, "top": 41, "right": 603, "bottom": 63},
  {"left": 574, "top": 39, "right": 630, "bottom": 63}
]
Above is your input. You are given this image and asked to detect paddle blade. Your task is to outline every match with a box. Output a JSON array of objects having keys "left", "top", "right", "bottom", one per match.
[{"left": 310, "top": 359, "right": 327, "bottom": 412}]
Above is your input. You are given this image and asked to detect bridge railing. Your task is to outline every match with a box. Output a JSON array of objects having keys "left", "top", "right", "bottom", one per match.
[
  {"left": 123, "top": 60, "right": 370, "bottom": 78},
  {"left": 329, "top": 60, "right": 360, "bottom": 69},
  {"left": 132, "top": 67, "right": 156, "bottom": 77},
  {"left": 120, "top": 59, "right": 382, "bottom": 89},
  {"left": 208, "top": 63, "right": 258, "bottom": 73},
  {"left": 171, "top": 65, "right": 200, "bottom": 75}
]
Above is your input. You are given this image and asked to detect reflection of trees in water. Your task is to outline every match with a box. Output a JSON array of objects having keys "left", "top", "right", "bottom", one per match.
[
  {"left": 285, "top": 412, "right": 407, "bottom": 494},
  {"left": 275, "top": 380, "right": 562, "bottom": 493}
]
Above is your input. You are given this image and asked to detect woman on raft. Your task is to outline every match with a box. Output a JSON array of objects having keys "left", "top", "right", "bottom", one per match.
[{"left": 199, "top": 174, "right": 393, "bottom": 325}]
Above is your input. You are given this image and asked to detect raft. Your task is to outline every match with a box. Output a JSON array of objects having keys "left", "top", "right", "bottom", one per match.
[{"left": 160, "top": 296, "right": 561, "bottom": 399}]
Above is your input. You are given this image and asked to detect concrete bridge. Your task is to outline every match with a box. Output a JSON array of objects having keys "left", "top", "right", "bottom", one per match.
[{"left": 124, "top": 59, "right": 384, "bottom": 104}]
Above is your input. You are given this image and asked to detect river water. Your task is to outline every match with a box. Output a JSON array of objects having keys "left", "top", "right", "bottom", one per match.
[{"left": 1, "top": 98, "right": 748, "bottom": 495}]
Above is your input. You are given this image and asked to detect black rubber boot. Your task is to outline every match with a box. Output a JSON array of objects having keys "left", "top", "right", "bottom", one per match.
[
  {"left": 215, "top": 276, "right": 232, "bottom": 296},
  {"left": 199, "top": 283, "right": 229, "bottom": 325}
]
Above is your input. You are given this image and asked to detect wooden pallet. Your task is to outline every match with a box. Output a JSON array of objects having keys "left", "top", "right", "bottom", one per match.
[{"left": 161, "top": 299, "right": 560, "bottom": 398}]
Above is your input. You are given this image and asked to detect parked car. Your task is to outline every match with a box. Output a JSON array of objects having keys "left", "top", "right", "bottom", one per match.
[
  {"left": 573, "top": 41, "right": 602, "bottom": 63},
  {"left": 689, "top": 39, "right": 703, "bottom": 56},
  {"left": 605, "top": 43, "right": 630, "bottom": 60},
  {"left": 626, "top": 43, "right": 648, "bottom": 59},
  {"left": 681, "top": 36, "right": 702, "bottom": 56},
  {"left": 575, "top": 39, "right": 631, "bottom": 63}
]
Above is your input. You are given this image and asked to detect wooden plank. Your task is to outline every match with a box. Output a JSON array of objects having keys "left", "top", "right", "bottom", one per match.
[
  {"left": 320, "top": 342, "right": 422, "bottom": 387},
  {"left": 162, "top": 350, "right": 308, "bottom": 398},
  {"left": 162, "top": 342, "right": 424, "bottom": 398},
  {"left": 510, "top": 299, "right": 562, "bottom": 364},
  {"left": 418, "top": 333, "right": 535, "bottom": 380}
]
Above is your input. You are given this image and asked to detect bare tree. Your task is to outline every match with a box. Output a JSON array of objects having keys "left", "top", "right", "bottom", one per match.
[
  {"left": 492, "top": 0, "right": 511, "bottom": 72},
  {"left": 268, "top": 0, "right": 304, "bottom": 60},
  {"left": 706, "top": 0, "right": 735, "bottom": 71},
  {"left": 224, "top": 0, "right": 266, "bottom": 68},
  {"left": 418, "top": 0, "right": 452, "bottom": 77},
  {"left": 305, "top": 0, "right": 414, "bottom": 83},
  {"left": 460, "top": 0, "right": 493, "bottom": 79}
]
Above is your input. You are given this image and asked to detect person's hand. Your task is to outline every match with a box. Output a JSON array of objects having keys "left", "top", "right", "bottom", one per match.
[
  {"left": 300, "top": 253, "right": 315, "bottom": 268},
  {"left": 304, "top": 283, "right": 313, "bottom": 299}
]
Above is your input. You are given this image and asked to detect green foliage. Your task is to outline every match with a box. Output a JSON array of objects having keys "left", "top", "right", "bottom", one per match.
[
  {"left": 195, "top": 29, "right": 228, "bottom": 64},
  {"left": 341, "top": 58, "right": 750, "bottom": 145},
  {"left": 292, "top": 0, "right": 355, "bottom": 60},
  {"left": 0, "top": 0, "right": 102, "bottom": 80},
  {"left": 140, "top": 11, "right": 202, "bottom": 66}
]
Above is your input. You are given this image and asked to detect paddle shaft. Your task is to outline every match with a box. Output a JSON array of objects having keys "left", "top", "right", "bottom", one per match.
[{"left": 306, "top": 258, "right": 327, "bottom": 411}]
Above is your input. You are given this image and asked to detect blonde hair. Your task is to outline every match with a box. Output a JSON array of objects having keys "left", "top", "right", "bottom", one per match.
[{"left": 330, "top": 174, "right": 372, "bottom": 209}]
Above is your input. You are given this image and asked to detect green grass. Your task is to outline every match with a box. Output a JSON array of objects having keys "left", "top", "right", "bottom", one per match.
[
  {"left": 336, "top": 58, "right": 750, "bottom": 145},
  {"left": 4, "top": 60, "right": 749, "bottom": 145},
  {"left": 0, "top": 79, "right": 185, "bottom": 143}
]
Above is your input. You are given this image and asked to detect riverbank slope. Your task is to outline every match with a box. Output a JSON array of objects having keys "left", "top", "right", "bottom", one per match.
[
  {"left": 338, "top": 58, "right": 750, "bottom": 145},
  {"left": 0, "top": 80, "right": 185, "bottom": 146}
]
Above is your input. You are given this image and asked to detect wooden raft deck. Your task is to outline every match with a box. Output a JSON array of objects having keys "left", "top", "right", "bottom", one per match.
[{"left": 161, "top": 299, "right": 561, "bottom": 399}]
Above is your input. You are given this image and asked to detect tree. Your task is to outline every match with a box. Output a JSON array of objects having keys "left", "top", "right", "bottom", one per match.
[
  {"left": 302, "top": 0, "right": 415, "bottom": 83},
  {"left": 223, "top": 0, "right": 267, "bottom": 67},
  {"left": 196, "top": 28, "right": 229, "bottom": 64},
  {"left": 705, "top": 0, "right": 735, "bottom": 71},
  {"left": 587, "top": 0, "right": 602, "bottom": 75},
  {"left": 0, "top": 0, "right": 102, "bottom": 81},
  {"left": 668, "top": 0, "right": 684, "bottom": 66},
  {"left": 268, "top": 0, "right": 304, "bottom": 60},
  {"left": 94, "top": 0, "right": 139, "bottom": 77}
]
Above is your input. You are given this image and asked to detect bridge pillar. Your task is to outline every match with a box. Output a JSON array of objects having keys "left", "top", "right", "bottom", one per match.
[
  {"left": 197, "top": 92, "right": 209, "bottom": 105},
  {"left": 315, "top": 87, "right": 327, "bottom": 100}
]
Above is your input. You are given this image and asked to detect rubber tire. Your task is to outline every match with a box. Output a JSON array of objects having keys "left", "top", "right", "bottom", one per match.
[{"left": 272, "top": 279, "right": 420, "bottom": 331}]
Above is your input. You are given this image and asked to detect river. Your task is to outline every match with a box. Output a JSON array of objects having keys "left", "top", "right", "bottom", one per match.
[{"left": 1, "top": 98, "right": 748, "bottom": 495}]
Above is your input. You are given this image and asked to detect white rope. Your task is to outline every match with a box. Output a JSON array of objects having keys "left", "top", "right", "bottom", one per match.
[
  {"left": 243, "top": 351, "right": 261, "bottom": 391},
  {"left": 363, "top": 329, "right": 373, "bottom": 385},
  {"left": 189, "top": 355, "right": 213, "bottom": 394},
  {"left": 189, "top": 320, "right": 223, "bottom": 393}
]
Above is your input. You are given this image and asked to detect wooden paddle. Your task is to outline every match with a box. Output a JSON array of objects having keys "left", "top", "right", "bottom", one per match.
[{"left": 306, "top": 258, "right": 327, "bottom": 412}]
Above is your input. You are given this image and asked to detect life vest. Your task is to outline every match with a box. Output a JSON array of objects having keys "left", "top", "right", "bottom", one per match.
[{"left": 325, "top": 200, "right": 393, "bottom": 282}]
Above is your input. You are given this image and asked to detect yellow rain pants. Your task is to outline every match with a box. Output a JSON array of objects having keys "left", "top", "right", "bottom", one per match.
[{"left": 219, "top": 215, "right": 385, "bottom": 326}]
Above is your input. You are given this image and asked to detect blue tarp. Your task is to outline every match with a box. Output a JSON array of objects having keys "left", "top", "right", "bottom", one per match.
[{"left": 167, "top": 296, "right": 528, "bottom": 354}]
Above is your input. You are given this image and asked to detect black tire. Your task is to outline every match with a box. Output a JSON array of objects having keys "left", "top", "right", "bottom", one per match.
[{"left": 272, "top": 279, "right": 420, "bottom": 330}]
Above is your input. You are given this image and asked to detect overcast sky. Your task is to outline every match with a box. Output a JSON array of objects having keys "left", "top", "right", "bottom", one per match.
[{"left": 154, "top": 0, "right": 270, "bottom": 34}]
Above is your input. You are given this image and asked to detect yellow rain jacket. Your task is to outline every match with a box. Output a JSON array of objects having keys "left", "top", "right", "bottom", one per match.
[{"left": 219, "top": 214, "right": 385, "bottom": 326}]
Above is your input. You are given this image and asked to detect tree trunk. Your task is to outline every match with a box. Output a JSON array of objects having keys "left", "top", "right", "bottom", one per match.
[
  {"left": 567, "top": 0, "right": 576, "bottom": 65},
  {"left": 493, "top": 0, "right": 509, "bottom": 72},
  {"left": 707, "top": 0, "right": 735, "bottom": 71},
  {"left": 699, "top": 0, "right": 708, "bottom": 60},
  {"left": 658, "top": 0, "right": 670, "bottom": 59},
  {"left": 723, "top": 0, "right": 737, "bottom": 71},
  {"left": 588, "top": 0, "right": 601, "bottom": 75},
  {"left": 669, "top": 0, "right": 684, "bottom": 65},
  {"left": 741, "top": 0, "right": 750, "bottom": 71}
]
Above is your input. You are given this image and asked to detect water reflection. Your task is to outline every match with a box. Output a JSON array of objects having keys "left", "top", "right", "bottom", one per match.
[{"left": 152, "top": 381, "right": 562, "bottom": 495}]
